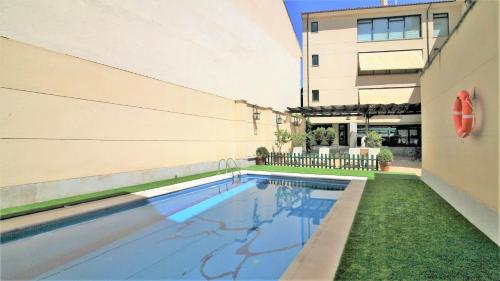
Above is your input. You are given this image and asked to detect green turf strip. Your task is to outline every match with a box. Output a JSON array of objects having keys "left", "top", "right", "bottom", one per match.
[
  {"left": 335, "top": 173, "right": 500, "bottom": 280},
  {"left": 0, "top": 168, "right": 240, "bottom": 219}
]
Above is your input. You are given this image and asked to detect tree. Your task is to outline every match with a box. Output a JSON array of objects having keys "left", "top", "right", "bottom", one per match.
[
  {"left": 313, "top": 127, "right": 327, "bottom": 146},
  {"left": 366, "top": 131, "right": 383, "bottom": 148},
  {"left": 291, "top": 132, "right": 307, "bottom": 147},
  {"left": 305, "top": 118, "right": 313, "bottom": 152},
  {"left": 275, "top": 129, "right": 291, "bottom": 153},
  {"left": 325, "top": 127, "right": 336, "bottom": 146}
]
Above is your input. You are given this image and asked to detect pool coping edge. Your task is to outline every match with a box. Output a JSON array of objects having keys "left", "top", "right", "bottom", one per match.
[{"left": 279, "top": 177, "right": 367, "bottom": 281}]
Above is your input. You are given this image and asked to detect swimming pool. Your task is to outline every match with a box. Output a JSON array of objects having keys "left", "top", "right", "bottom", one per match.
[{"left": 0, "top": 174, "right": 350, "bottom": 280}]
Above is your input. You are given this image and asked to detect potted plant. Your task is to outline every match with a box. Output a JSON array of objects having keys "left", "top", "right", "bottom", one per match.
[
  {"left": 378, "top": 148, "right": 394, "bottom": 171},
  {"left": 255, "top": 147, "right": 269, "bottom": 165},
  {"left": 313, "top": 127, "right": 327, "bottom": 147},
  {"left": 325, "top": 126, "right": 336, "bottom": 146},
  {"left": 275, "top": 129, "right": 291, "bottom": 163}
]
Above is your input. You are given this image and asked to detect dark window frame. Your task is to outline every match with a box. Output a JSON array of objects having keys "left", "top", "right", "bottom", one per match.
[
  {"left": 311, "top": 21, "right": 319, "bottom": 33},
  {"left": 357, "top": 125, "right": 421, "bottom": 147},
  {"left": 357, "top": 14, "right": 422, "bottom": 42},
  {"left": 432, "top": 13, "right": 449, "bottom": 37},
  {"left": 312, "top": 54, "right": 319, "bottom": 66},
  {"left": 312, "top": 90, "right": 320, "bottom": 102}
]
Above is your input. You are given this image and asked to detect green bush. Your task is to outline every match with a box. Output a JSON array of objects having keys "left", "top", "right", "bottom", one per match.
[
  {"left": 377, "top": 148, "right": 394, "bottom": 163},
  {"left": 256, "top": 147, "right": 269, "bottom": 158},
  {"left": 366, "top": 131, "right": 382, "bottom": 148},
  {"left": 326, "top": 127, "right": 336, "bottom": 145},
  {"left": 291, "top": 132, "right": 306, "bottom": 147},
  {"left": 313, "top": 127, "right": 327, "bottom": 146}
]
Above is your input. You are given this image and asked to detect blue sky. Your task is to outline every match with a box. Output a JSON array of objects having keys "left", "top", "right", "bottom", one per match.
[{"left": 284, "top": 0, "right": 442, "bottom": 47}]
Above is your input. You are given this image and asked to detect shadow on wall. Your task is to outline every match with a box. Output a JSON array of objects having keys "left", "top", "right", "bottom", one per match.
[
  {"left": 311, "top": 16, "right": 355, "bottom": 32},
  {"left": 355, "top": 73, "right": 419, "bottom": 87},
  {"left": 470, "top": 89, "right": 485, "bottom": 137}
]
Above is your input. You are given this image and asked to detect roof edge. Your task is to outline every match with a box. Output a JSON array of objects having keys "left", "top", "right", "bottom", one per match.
[{"left": 301, "top": 0, "right": 457, "bottom": 16}]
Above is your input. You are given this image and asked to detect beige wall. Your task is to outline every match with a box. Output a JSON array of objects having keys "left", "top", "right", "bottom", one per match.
[
  {"left": 0, "top": 38, "right": 299, "bottom": 190},
  {"left": 0, "top": 0, "right": 300, "bottom": 111},
  {"left": 302, "top": 1, "right": 462, "bottom": 125},
  {"left": 420, "top": 0, "right": 499, "bottom": 244}
]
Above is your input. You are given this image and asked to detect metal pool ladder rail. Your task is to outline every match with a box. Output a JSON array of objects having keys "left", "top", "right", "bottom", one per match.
[
  {"left": 217, "top": 158, "right": 241, "bottom": 183},
  {"left": 226, "top": 158, "right": 241, "bottom": 182}
]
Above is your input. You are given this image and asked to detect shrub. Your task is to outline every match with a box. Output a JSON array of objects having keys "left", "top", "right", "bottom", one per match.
[
  {"left": 256, "top": 147, "right": 269, "bottom": 158},
  {"left": 291, "top": 132, "right": 306, "bottom": 147},
  {"left": 378, "top": 148, "right": 394, "bottom": 163},
  {"left": 274, "top": 129, "right": 291, "bottom": 153},
  {"left": 313, "top": 127, "right": 327, "bottom": 146},
  {"left": 366, "top": 131, "right": 383, "bottom": 148},
  {"left": 305, "top": 118, "right": 313, "bottom": 152},
  {"left": 326, "top": 127, "right": 336, "bottom": 145}
]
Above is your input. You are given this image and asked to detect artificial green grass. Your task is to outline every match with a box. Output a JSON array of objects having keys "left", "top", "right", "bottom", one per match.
[
  {"left": 0, "top": 168, "right": 239, "bottom": 220},
  {"left": 245, "top": 165, "right": 377, "bottom": 180},
  {"left": 335, "top": 173, "right": 500, "bottom": 280}
]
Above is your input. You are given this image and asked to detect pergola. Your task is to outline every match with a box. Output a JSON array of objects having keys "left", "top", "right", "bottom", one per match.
[{"left": 287, "top": 103, "right": 421, "bottom": 133}]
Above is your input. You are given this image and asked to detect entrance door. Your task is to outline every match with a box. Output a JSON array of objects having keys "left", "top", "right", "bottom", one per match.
[{"left": 338, "top": 124, "right": 348, "bottom": 146}]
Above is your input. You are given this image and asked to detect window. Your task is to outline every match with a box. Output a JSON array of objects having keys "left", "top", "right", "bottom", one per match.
[
  {"left": 357, "top": 20, "right": 372, "bottom": 41},
  {"left": 357, "top": 125, "right": 421, "bottom": 147},
  {"left": 404, "top": 16, "right": 421, "bottom": 39},
  {"left": 312, "top": 54, "right": 319, "bottom": 66},
  {"left": 389, "top": 17, "right": 404, "bottom": 39},
  {"left": 311, "top": 21, "right": 318, "bottom": 32},
  {"left": 433, "top": 13, "right": 449, "bottom": 37},
  {"left": 357, "top": 15, "right": 421, "bottom": 41},
  {"left": 373, "top": 18, "right": 388, "bottom": 40},
  {"left": 312, "top": 90, "right": 320, "bottom": 102}
]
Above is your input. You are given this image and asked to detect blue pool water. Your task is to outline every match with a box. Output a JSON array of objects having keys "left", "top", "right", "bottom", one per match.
[{"left": 0, "top": 175, "right": 349, "bottom": 280}]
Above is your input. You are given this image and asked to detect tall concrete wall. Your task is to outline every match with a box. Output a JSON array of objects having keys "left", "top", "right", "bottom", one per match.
[
  {"left": 0, "top": 0, "right": 301, "bottom": 111},
  {"left": 420, "top": 0, "right": 499, "bottom": 244},
  {"left": 0, "top": 38, "right": 302, "bottom": 208}
]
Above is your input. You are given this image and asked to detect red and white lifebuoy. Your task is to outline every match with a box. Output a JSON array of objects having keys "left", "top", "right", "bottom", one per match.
[{"left": 453, "top": 90, "right": 473, "bottom": 138}]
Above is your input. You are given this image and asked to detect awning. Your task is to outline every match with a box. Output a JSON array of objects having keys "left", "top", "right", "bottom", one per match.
[
  {"left": 358, "top": 87, "right": 420, "bottom": 104},
  {"left": 287, "top": 103, "right": 421, "bottom": 117},
  {"left": 358, "top": 50, "right": 424, "bottom": 72}
]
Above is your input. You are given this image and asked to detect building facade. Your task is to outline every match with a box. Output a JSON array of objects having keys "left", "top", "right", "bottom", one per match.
[
  {"left": 302, "top": 0, "right": 462, "bottom": 151},
  {"left": 0, "top": 0, "right": 301, "bottom": 208}
]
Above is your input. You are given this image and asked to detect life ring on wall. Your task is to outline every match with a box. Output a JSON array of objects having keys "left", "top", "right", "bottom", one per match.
[{"left": 453, "top": 90, "right": 473, "bottom": 138}]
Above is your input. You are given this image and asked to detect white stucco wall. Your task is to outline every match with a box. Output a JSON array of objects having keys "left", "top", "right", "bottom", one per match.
[{"left": 0, "top": 0, "right": 301, "bottom": 111}]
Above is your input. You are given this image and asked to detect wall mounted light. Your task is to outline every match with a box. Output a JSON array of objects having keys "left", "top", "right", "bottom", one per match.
[
  {"left": 253, "top": 106, "right": 260, "bottom": 121},
  {"left": 276, "top": 113, "right": 283, "bottom": 124},
  {"left": 292, "top": 114, "right": 302, "bottom": 126}
]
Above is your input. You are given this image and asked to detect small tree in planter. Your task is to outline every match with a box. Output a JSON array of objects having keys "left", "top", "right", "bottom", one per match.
[
  {"left": 325, "top": 127, "right": 336, "bottom": 146},
  {"left": 378, "top": 148, "right": 394, "bottom": 171},
  {"left": 313, "top": 127, "right": 327, "bottom": 147},
  {"left": 275, "top": 129, "right": 291, "bottom": 154},
  {"left": 291, "top": 132, "right": 306, "bottom": 150},
  {"left": 255, "top": 147, "right": 269, "bottom": 165},
  {"left": 366, "top": 131, "right": 382, "bottom": 148}
]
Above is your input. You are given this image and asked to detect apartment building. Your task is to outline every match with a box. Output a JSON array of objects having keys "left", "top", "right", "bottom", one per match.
[{"left": 302, "top": 0, "right": 462, "bottom": 149}]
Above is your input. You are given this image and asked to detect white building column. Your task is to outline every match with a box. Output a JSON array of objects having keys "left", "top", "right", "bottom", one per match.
[{"left": 349, "top": 122, "right": 357, "bottom": 148}]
